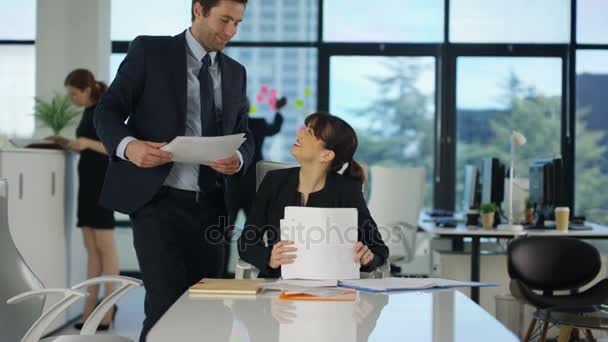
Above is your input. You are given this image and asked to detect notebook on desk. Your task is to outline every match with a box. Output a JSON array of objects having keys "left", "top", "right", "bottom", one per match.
[{"left": 188, "top": 278, "right": 266, "bottom": 295}]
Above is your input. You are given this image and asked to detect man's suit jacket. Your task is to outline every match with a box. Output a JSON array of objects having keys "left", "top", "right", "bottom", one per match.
[
  {"left": 94, "top": 31, "right": 254, "bottom": 214},
  {"left": 237, "top": 167, "right": 389, "bottom": 278}
]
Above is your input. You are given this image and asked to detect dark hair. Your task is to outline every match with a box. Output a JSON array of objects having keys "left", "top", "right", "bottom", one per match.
[
  {"left": 191, "top": 0, "right": 248, "bottom": 21},
  {"left": 64, "top": 69, "right": 107, "bottom": 104},
  {"left": 304, "top": 112, "right": 366, "bottom": 184}
]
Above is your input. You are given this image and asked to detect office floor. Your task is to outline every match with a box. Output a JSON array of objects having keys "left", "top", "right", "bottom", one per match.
[{"left": 52, "top": 287, "right": 145, "bottom": 341}]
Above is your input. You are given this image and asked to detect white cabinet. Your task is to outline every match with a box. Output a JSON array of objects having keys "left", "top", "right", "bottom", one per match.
[{"left": 0, "top": 148, "right": 68, "bottom": 331}]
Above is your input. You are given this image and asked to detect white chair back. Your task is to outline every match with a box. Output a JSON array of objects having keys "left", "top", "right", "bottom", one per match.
[
  {"left": 0, "top": 179, "right": 44, "bottom": 342},
  {"left": 367, "top": 166, "right": 426, "bottom": 263},
  {"left": 255, "top": 161, "right": 297, "bottom": 191}
]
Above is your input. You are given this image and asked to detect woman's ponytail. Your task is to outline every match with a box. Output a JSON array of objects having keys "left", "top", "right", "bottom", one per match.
[
  {"left": 344, "top": 160, "right": 365, "bottom": 185},
  {"left": 92, "top": 81, "right": 108, "bottom": 102}
]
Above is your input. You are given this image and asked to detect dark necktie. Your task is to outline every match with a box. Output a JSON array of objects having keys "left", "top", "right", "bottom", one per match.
[{"left": 197, "top": 54, "right": 218, "bottom": 193}]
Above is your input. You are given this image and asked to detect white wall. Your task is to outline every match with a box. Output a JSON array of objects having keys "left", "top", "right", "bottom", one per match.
[{"left": 35, "top": 0, "right": 111, "bottom": 138}]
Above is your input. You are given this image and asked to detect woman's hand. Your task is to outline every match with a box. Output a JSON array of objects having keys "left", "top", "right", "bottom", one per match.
[
  {"left": 46, "top": 135, "right": 70, "bottom": 149},
  {"left": 354, "top": 241, "right": 374, "bottom": 267},
  {"left": 66, "top": 137, "right": 90, "bottom": 151},
  {"left": 268, "top": 240, "right": 297, "bottom": 269}
]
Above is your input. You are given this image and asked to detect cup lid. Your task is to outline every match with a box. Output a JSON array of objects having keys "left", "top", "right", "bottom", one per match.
[{"left": 555, "top": 207, "right": 570, "bottom": 212}]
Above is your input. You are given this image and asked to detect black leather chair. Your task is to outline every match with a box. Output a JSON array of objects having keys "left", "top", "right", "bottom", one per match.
[{"left": 508, "top": 236, "right": 608, "bottom": 341}]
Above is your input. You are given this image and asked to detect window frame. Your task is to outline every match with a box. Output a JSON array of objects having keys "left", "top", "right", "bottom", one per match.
[{"left": 106, "top": 0, "right": 608, "bottom": 212}]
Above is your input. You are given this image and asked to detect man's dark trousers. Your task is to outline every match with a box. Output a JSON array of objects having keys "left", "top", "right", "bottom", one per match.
[{"left": 129, "top": 186, "right": 227, "bottom": 341}]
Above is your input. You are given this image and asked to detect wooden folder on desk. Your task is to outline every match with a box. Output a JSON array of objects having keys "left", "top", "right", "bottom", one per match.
[{"left": 189, "top": 278, "right": 265, "bottom": 295}]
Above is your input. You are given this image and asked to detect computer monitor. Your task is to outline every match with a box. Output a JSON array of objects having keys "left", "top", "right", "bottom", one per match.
[
  {"left": 529, "top": 157, "right": 568, "bottom": 227},
  {"left": 481, "top": 158, "right": 505, "bottom": 206},
  {"left": 462, "top": 164, "right": 480, "bottom": 211}
]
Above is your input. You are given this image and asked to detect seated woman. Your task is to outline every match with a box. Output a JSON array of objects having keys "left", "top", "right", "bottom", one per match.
[{"left": 238, "top": 112, "right": 389, "bottom": 278}]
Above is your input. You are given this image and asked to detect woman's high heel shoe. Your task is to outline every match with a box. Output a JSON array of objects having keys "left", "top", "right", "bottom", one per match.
[
  {"left": 74, "top": 305, "right": 117, "bottom": 331},
  {"left": 97, "top": 305, "right": 117, "bottom": 331}
]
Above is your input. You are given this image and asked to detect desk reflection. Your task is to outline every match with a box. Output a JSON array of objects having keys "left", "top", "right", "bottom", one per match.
[
  {"left": 148, "top": 290, "right": 518, "bottom": 342},
  {"left": 231, "top": 292, "right": 389, "bottom": 342}
]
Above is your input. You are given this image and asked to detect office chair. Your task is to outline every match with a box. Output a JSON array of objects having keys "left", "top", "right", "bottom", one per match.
[
  {"left": 367, "top": 166, "right": 425, "bottom": 273},
  {"left": 508, "top": 236, "right": 608, "bottom": 341},
  {"left": 234, "top": 161, "right": 390, "bottom": 280},
  {"left": 0, "top": 179, "right": 142, "bottom": 342}
]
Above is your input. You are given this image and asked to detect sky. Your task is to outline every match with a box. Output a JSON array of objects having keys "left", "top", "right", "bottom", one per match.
[{"left": 1, "top": 0, "right": 607, "bottom": 137}]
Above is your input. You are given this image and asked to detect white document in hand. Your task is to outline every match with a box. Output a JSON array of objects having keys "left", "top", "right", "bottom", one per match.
[
  {"left": 280, "top": 207, "right": 359, "bottom": 280},
  {"left": 160, "top": 133, "right": 245, "bottom": 165}
]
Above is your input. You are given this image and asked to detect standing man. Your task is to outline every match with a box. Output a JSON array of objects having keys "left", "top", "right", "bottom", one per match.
[{"left": 94, "top": 1, "right": 252, "bottom": 340}]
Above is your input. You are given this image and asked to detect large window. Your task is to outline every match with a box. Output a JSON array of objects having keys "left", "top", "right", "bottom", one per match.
[
  {"left": 576, "top": 51, "right": 608, "bottom": 224},
  {"left": 111, "top": 0, "right": 191, "bottom": 40},
  {"left": 456, "top": 57, "right": 563, "bottom": 211},
  {"left": 323, "top": 0, "right": 443, "bottom": 42},
  {"left": 225, "top": 47, "right": 318, "bottom": 162},
  {"left": 577, "top": 0, "right": 608, "bottom": 44},
  {"left": 450, "top": 0, "right": 569, "bottom": 43},
  {"left": 330, "top": 56, "right": 436, "bottom": 207},
  {"left": 0, "top": 1, "right": 36, "bottom": 145},
  {"left": 0, "top": 46, "right": 36, "bottom": 140},
  {"left": 109, "top": 0, "right": 608, "bottom": 213},
  {"left": 235, "top": 0, "right": 318, "bottom": 42},
  {"left": 111, "top": 0, "right": 318, "bottom": 42},
  {"left": 0, "top": 0, "right": 36, "bottom": 40}
]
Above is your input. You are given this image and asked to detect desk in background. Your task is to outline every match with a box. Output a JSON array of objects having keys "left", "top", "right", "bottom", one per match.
[
  {"left": 419, "top": 213, "right": 608, "bottom": 303},
  {"left": 149, "top": 290, "right": 518, "bottom": 342}
]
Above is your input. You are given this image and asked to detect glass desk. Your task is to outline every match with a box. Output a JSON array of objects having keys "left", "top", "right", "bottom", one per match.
[{"left": 149, "top": 289, "right": 518, "bottom": 342}]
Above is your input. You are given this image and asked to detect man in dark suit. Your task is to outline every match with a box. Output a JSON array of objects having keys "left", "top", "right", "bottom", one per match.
[{"left": 94, "top": 0, "right": 252, "bottom": 340}]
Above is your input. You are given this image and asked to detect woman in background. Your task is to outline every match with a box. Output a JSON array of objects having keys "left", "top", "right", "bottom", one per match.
[
  {"left": 52, "top": 69, "right": 118, "bottom": 330},
  {"left": 238, "top": 112, "right": 389, "bottom": 278}
]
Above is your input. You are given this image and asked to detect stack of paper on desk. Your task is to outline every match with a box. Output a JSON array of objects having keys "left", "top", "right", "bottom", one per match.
[
  {"left": 160, "top": 133, "right": 246, "bottom": 165},
  {"left": 280, "top": 207, "right": 359, "bottom": 280},
  {"left": 258, "top": 279, "right": 338, "bottom": 291},
  {"left": 337, "top": 277, "right": 496, "bottom": 292}
]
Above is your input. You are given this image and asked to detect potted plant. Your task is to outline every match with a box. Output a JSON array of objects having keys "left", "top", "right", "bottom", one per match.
[
  {"left": 525, "top": 197, "right": 535, "bottom": 224},
  {"left": 33, "top": 94, "right": 80, "bottom": 135},
  {"left": 480, "top": 203, "right": 497, "bottom": 229}
]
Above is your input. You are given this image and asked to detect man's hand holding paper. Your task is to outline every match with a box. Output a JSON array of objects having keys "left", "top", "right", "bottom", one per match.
[
  {"left": 157, "top": 133, "right": 246, "bottom": 173},
  {"left": 125, "top": 140, "right": 174, "bottom": 168},
  {"left": 209, "top": 153, "right": 241, "bottom": 175}
]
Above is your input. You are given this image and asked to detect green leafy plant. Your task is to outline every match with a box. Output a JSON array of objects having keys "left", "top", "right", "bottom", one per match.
[
  {"left": 525, "top": 197, "right": 534, "bottom": 209},
  {"left": 33, "top": 94, "right": 80, "bottom": 135},
  {"left": 480, "top": 203, "right": 497, "bottom": 214}
]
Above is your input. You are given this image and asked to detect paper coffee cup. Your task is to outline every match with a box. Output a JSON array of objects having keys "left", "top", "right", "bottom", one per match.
[{"left": 555, "top": 207, "right": 570, "bottom": 232}]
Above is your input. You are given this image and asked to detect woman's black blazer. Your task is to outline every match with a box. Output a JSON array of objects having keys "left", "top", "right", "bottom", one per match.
[{"left": 238, "top": 167, "right": 389, "bottom": 278}]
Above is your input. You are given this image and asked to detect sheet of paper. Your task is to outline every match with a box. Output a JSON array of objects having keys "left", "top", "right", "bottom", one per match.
[
  {"left": 338, "top": 278, "right": 437, "bottom": 291},
  {"left": 280, "top": 207, "right": 359, "bottom": 280},
  {"left": 160, "top": 133, "right": 245, "bottom": 165},
  {"left": 338, "top": 277, "right": 496, "bottom": 292},
  {"left": 257, "top": 279, "right": 338, "bottom": 292},
  {"left": 275, "top": 279, "right": 339, "bottom": 287}
]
